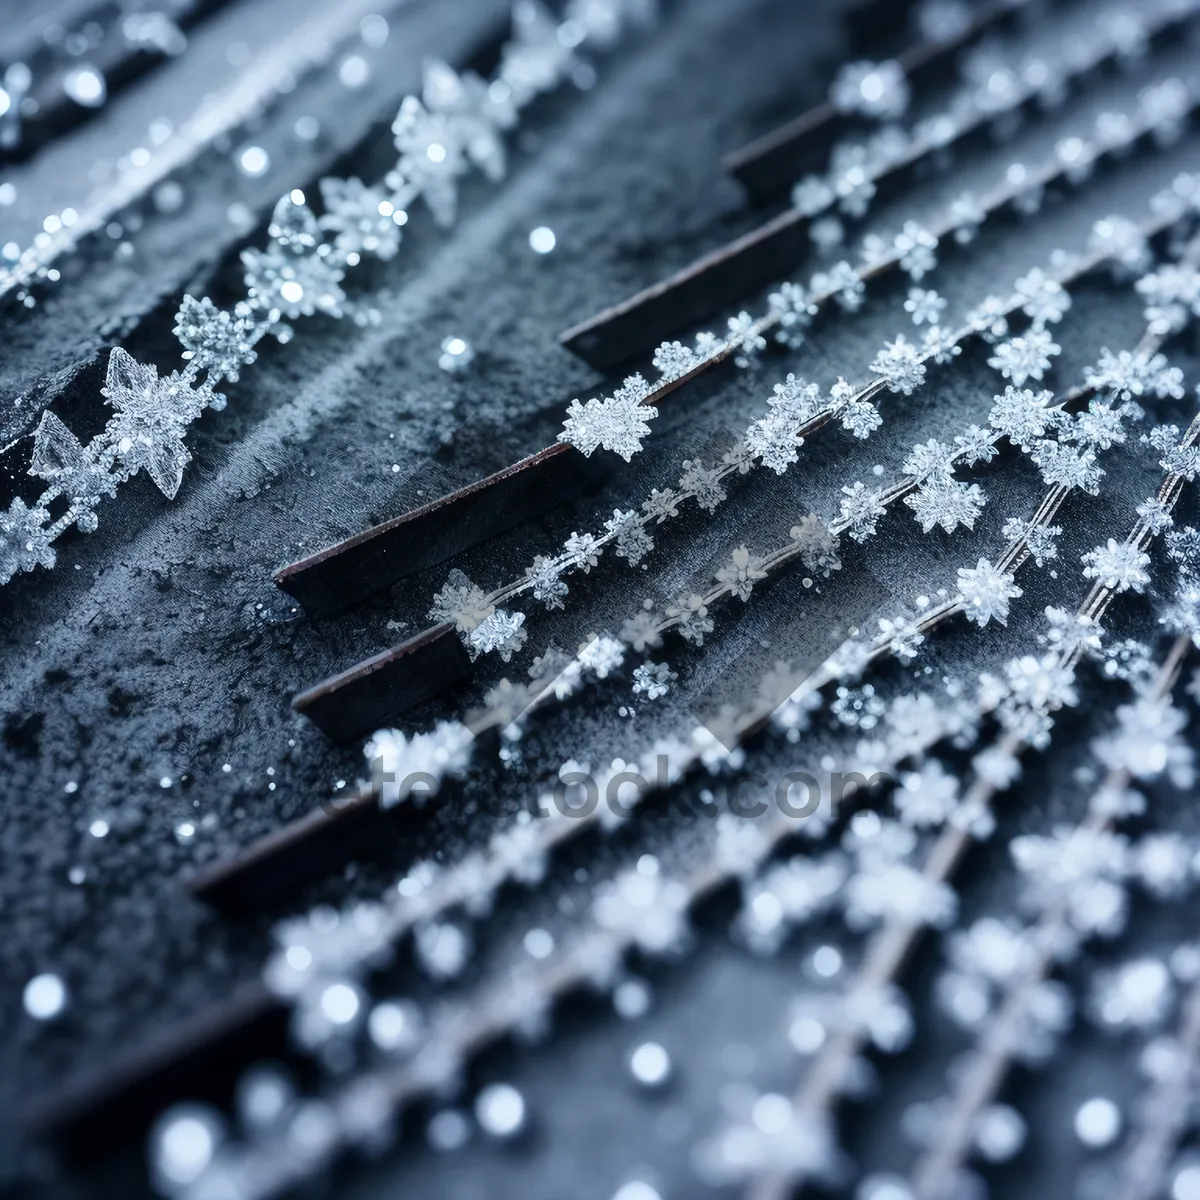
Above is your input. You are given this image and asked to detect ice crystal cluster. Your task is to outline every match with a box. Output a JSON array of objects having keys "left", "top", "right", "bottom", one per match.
[
  {"left": 1, "top": 0, "right": 658, "bottom": 588},
  {"left": 131, "top": 3, "right": 1200, "bottom": 1200}
]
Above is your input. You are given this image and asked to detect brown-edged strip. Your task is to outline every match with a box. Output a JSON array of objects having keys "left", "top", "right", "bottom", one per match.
[
  {"left": 561, "top": 0, "right": 1192, "bottom": 371},
  {"left": 275, "top": 443, "right": 610, "bottom": 616},
  {"left": 273, "top": 340, "right": 744, "bottom": 618},
  {"left": 725, "top": 0, "right": 1034, "bottom": 204},
  {"left": 292, "top": 622, "right": 472, "bottom": 742},
  {"left": 25, "top": 980, "right": 287, "bottom": 1156},
  {"left": 186, "top": 784, "right": 385, "bottom": 909}
]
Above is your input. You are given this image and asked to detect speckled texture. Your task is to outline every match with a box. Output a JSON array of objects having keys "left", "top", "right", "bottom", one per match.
[{"left": 3, "top": 1, "right": 1200, "bottom": 1197}]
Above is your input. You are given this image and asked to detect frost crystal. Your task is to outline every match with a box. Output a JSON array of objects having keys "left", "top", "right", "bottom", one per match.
[
  {"left": 715, "top": 546, "right": 768, "bottom": 601},
  {"left": 894, "top": 220, "right": 938, "bottom": 280},
  {"left": 905, "top": 475, "right": 985, "bottom": 534},
  {"left": 904, "top": 287, "right": 946, "bottom": 325},
  {"left": 466, "top": 609, "right": 527, "bottom": 660},
  {"left": 101, "top": 347, "right": 207, "bottom": 499},
  {"left": 558, "top": 375, "right": 657, "bottom": 460},
  {"left": 173, "top": 295, "right": 259, "bottom": 383},
  {"left": 830, "top": 59, "right": 909, "bottom": 119},
  {"left": 957, "top": 559, "right": 1022, "bottom": 627},
  {"left": 632, "top": 662, "right": 675, "bottom": 700},
  {"left": 318, "top": 176, "right": 403, "bottom": 261},
  {"left": 29, "top": 411, "right": 118, "bottom": 509},
  {"left": 1081, "top": 539, "right": 1151, "bottom": 593},
  {"left": 839, "top": 481, "right": 888, "bottom": 542},
  {"left": 390, "top": 95, "right": 468, "bottom": 226},
  {"left": 988, "top": 385, "right": 1060, "bottom": 449},
  {"left": 870, "top": 334, "right": 926, "bottom": 394},
  {"left": 987, "top": 328, "right": 1060, "bottom": 386},
  {"left": 0, "top": 498, "right": 55, "bottom": 585}
]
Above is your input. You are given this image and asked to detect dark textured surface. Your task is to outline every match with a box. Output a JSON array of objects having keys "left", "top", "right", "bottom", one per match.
[{"left": 2, "top": 1, "right": 1200, "bottom": 1198}]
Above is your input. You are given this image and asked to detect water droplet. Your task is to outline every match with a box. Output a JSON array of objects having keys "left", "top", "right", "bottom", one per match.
[
  {"left": 475, "top": 1083, "right": 525, "bottom": 1139},
  {"left": 238, "top": 145, "right": 270, "bottom": 177},
  {"left": 529, "top": 226, "right": 556, "bottom": 254},
  {"left": 629, "top": 1041, "right": 671, "bottom": 1087},
  {"left": 64, "top": 66, "right": 106, "bottom": 108}
]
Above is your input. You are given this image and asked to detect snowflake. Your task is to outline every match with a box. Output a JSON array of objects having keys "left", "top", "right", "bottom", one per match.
[
  {"left": 592, "top": 868, "right": 690, "bottom": 956},
  {"left": 894, "top": 220, "right": 938, "bottom": 280},
  {"left": 668, "top": 593, "right": 714, "bottom": 645},
  {"left": 1002, "top": 517, "right": 1061, "bottom": 566},
  {"left": 790, "top": 515, "right": 842, "bottom": 576},
  {"left": 791, "top": 176, "right": 834, "bottom": 216},
  {"left": 498, "top": 0, "right": 579, "bottom": 104},
  {"left": 1010, "top": 825, "right": 1130, "bottom": 936},
  {"left": 813, "top": 260, "right": 866, "bottom": 311},
  {"left": 840, "top": 398, "right": 881, "bottom": 438},
  {"left": 870, "top": 334, "right": 926, "bottom": 394},
  {"left": 894, "top": 761, "right": 960, "bottom": 828},
  {"left": 632, "top": 662, "right": 676, "bottom": 700},
  {"left": 1161, "top": 441, "right": 1200, "bottom": 481},
  {"left": 696, "top": 1098, "right": 839, "bottom": 1187},
  {"left": 429, "top": 574, "right": 493, "bottom": 631},
  {"left": 905, "top": 475, "right": 986, "bottom": 534},
  {"left": 830, "top": 58, "right": 910, "bottom": 119},
  {"left": 1014, "top": 268, "right": 1071, "bottom": 327},
  {"left": 365, "top": 720, "right": 474, "bottom": 808},
  {"left": 652, "top": 339, "right": 699, "bottom": 381},
  {"left": 953, "top": 425, "right": 999, "bottom": 466},
  {"left": 1072, "top": 401, "right": 1131, "bottom": 451},
  {"left": 728, "top": 311, "right": 767, "bottom": 367},
  {"left": 1088, "top": 214, "right": 1152, "bottom": 279},
  {"left": 564, "top": 530, "right": 602, "bottom": 571},
  {"left": 987, "top": 385, "right": 1060, "bottom": 449},
  {"left": 768, "top": 374, "right": 824, "bottom": 422},
  {"left": 987, "top": 328, "right": 1060, "bottom": 386},
  {"left": 578, "top": 635, "right": 625, "bottom": 679},
  {"left": 466, "top": 609, "right": 526, "bottom": 660},
  {"left": 525, "top": 556, "right": 568, "bottom": 609},
  {"left": 1166, "top": 526, "right": 1200, "bottom": 576},
  {"left": 1095, "top": 698, "right": 1193, "bottom": 784},
  {"left": 948, "top": 190, "right": 985, "bottom": 243},
  {"left": 640, "top": 487, "right": 680, "bottom": 524},
  {"left": 834, "top": 164, "right": 875, "bottom": 218},
  {"left": 241, "top": 238, "right": 346, "bottom": 322},
  {"left": 875, "top": 610, "right": 924, "bottom": 660},
  {"left": 904, "top": 287, "right": 946, "bottom": 325},
  {"left": 173, "top": 295, "right": 259, "bottom": 384},
  {"left": 957, "top": 558, "right": 1022, "bottom": 626},
  {"left": 605, "top": 508, "right": 654, "bottom": 564},
  {"left": 768, "top": 281, "right": 817, "bottom": 348},
  {"left": 29, "top": 411, "right": 119, "bottom": 511},
  {"left": 921, "top": 324, "right": 962, "bottom": 364},
  {"left": 619, "top": 609, "right": 662, "bottom": 652},
  {"left": 421, "top": 56, "right": 514, "bottom": 182},
  {"left": 1137, "top": 497, "right": 1175, "bottom": 536},
  {"left": 839, "top": 481, "right": 888, "bottom": 542},
  {"left": 1081, "top": 539, "right": 1151, "bottom": 592},
  {"left": 1086, "top": 348, "right": 1182, "bottom": 401},
  {"left": 1030, "top": 442, "right": 1103, "bottom": 494},
  {"left": 318, "top": 175, "right": 403, "bottom": 261},
  {"left": 101, "top": 347, "right": 207, "bottom": 499},
  {"left": 715, "top": 546, "right": 768, "bottom": 601},
  {"left": 832, "top": 684, "right": 885, "bottom": 729},
  {"left": 966, "top": 294, "right": 1010, "bottom": 342},
  {"left": 996, "top": 654, "right": 1078, "bottom": 747},
  {"left": 390, "top": 95, "right": 468, "bottom": 225},
  {"left": 0, "top": 498, "right": 55, "bottom": 585},
  {"left": 902, "top": 438, "right": 953, "bottom": 481},
  {"left": 559, "top": 375, "right": 657, "bottom": 461},
  {"left": 1136, "top": 262, "right": 1200, "bottom": 335},
  {"left": 745, "top": 412, "right": 802, "bottom": 474},
  {"left": 679, "top": 459, "right": 727, "bottom": 512}
]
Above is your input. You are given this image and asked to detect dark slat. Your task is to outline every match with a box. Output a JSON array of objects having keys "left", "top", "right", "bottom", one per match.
[
  {"left": 560, "top": 205, "right": 809, "bottom": 370},
  {"left": 187, "top": 786, "right": 389, "bottom": 910},
  {"left": 275, "top": 443, "right": 610, "bottom": 616},
  {"left": 292, "top": 622, "right": 472, "bottom": 742},
  {"left": 26, "top": 981, "right": 286, "bottom": 1156},
  {"left": 842, "top": 0, "right": 923, "bottom": 53},
  {"left": 725, "top": 0, "right": 1033, "bottom": 203}
]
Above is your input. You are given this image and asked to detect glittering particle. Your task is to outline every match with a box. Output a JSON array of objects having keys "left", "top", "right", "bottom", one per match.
[
  {"left": 150, "top": 1105, "right": 224, "bottom": 1190},
  {"left": 614, "top": 978, "right": 652, "bottom": 1019},
  {"left": 629, "top": 1041, "right": 671, "bottom": 1087},
  {"left": 89, "top": 818, "right": 109, "bottom": 838},
  {"left": 340, "top": 55, "right": 370, "bottom": 88},
  {"left": 439, "top": 335, "right": 475, "bottom": 373},
  {"left": 294, "top": 114, "right": 320, "bottom": 141},
  {"left": 529, "top": 226, "right": 557, "bottom": 253},
  {"left": 64, "top": 66, "right": 106, "bottom": 108},
  {"left": 1074, "top": 1097, "right": 1120, "bottom": 1148},
  {"left": 427, "top": 1109, "right": 471, "bottom": 1151},
  {"left": 1174, "top": 1165, "right": 1200, "bottom": 1200},
  {"left": 319, "top": 982, "right": 361, "bottom": 1026},
  {"left": 613, "top": 1183, "right": 662, "bottom": 1200},
  {"left": 237, "top": 145, "right": 271, "bottom": 177},
  {"left": 475, "top": 1083, "right": 525, "bottom": 1139},
  {"left": 523, "top": 928, "right": 554, "bottom": 959},
  {"left": 23, "top": 973, "right": 66, "bottom": 1020},
  {"left": 361, "top": 14, "right": 390, "bottom": 46},
  {"left": 368, "top": 999, "right": 422, "bottom": 1056},
  {"left": 236, "top": 1067, "right": 294, "bottom": 1132}
]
